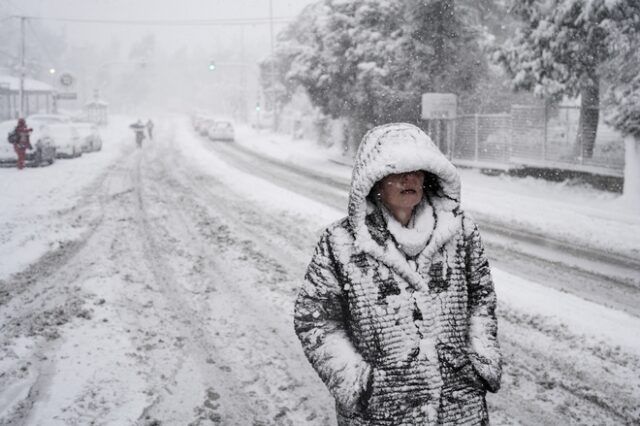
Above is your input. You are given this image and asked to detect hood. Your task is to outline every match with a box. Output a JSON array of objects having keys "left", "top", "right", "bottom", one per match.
[
  {"left": 348, "top": 122, "right": 461, "bottom": 231},
  {"left": 346, "top": 123, "right": 463, "bottom": 289}
]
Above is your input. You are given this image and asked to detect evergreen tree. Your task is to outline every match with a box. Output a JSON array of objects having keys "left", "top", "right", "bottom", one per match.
[
  {"left": 496, "top": 0, "right": 640, "bottom": 158},
  {"left": 600, "top": 4, "right": 640, "bottom": 206},
  {"left": 265, "top": 0, "right": 486, "bottom": 148},
  {"left": 602, "top": 5, "right": 640, "bottom": 138}
]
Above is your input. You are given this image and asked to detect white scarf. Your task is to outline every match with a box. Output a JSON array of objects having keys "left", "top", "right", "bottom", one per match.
[{"left": 378, "top": 198, "right": 436, "bottom": 258}]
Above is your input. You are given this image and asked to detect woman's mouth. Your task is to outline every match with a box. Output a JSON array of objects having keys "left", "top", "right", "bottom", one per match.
[{"left": 401, "top": 189, "right": 416, "bottom": 194}]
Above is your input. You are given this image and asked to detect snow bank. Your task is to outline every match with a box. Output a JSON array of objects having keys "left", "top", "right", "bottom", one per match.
[{"left": 494, "top": 268, "right": 640, "bottom": 353}]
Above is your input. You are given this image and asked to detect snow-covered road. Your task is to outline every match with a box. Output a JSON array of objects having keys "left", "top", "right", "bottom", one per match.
[{"left": 1, "top": 116, "right": 639, "bottom": 425}]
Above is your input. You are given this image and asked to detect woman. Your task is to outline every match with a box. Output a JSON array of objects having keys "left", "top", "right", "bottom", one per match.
[
  {"left": 12, "top": 118, "right": 33, "bottom": 170},
  {"left": 294, "top": 123, "right": 502, "bottom": 425}
]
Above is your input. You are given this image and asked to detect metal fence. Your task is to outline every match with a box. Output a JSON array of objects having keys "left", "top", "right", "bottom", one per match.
[
  {"left": 443, "top": 105, "right": 625, "bottom": 177},
  {"left": 279, "top": 105, "right": 625, "bottom": 177}
]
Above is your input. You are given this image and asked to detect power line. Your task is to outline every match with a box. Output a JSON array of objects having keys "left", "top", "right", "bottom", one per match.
[{"left": 11, "top": 15, "right": 294, "bottom": 27}]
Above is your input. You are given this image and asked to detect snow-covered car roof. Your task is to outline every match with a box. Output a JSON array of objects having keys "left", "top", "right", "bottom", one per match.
[
  {"left": 0, "top": 121, "right": 16, "bottom": 158},
  {"left": 27, "top": 114, "right": 72, "bottom": 125},
  {"left": 0, "top": 120, "right": 15, "bottom": 133}
]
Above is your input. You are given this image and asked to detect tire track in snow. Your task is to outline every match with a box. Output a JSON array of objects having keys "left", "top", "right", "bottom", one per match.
[{"left": 123, "top": 133, "right": 333, "bottom": 425}]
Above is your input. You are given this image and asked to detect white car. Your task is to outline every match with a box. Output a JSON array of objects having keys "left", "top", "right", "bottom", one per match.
[
  {"left": 47, "top": 124, "right": 84, "bottom": 158},
  {"left": 28, "top": 114, "right": 83, "bottom": 159},
  {"left": 0, "top": 120, "right": 56, "bottom": 167},
  {"left": 207, "top": 120, "right": 235, "bottom": 141},
  {"left": 74, "top": 122, "right": 102, "bottom": 153}
]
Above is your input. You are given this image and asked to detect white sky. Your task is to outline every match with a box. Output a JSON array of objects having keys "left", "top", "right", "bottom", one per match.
[
  {"left": 1, "top": 0, "right": 317, "bottom": 110},
  {"left": 6, "top": 0, "right": 314, "bottom": 53}
]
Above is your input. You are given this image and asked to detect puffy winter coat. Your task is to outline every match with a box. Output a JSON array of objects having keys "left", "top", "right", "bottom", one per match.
[{"left": 294, "top": 123, "right": 502, "bottom": 426}]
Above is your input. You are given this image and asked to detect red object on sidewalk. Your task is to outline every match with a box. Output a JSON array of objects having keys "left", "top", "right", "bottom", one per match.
[{"left": 13, "top": 118, "right": 33, "bottom": 169}]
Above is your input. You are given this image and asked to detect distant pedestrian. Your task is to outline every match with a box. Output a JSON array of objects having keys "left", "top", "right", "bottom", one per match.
[
  {"left": 8, "top": 118, "right": 33, "bottom": 170},
  {"left": 146, "top": 119, "right": 154, "bottom": 140},
  {"left": 130, "top": 120, "right": 145, "bottom": 148},
  {"left": 294, "top": 123, "right": 502, "bottom": 425}
]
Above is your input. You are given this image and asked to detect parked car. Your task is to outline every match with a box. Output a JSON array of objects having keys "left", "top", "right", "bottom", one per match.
[
  {"left": 207, "top": 120, "right": 235, "bottom": 141},
  {"left": 47, "top": 124, "right": 83, "bottom": 158},
  {"left": 0, "top": 120, "right": 56, "bottom": 167},
  {"left": 74, "top": 122, "right": 102, "bottom": 153},
  {"left": 28, "top": 114, "right": 83, "bottom": 159}
]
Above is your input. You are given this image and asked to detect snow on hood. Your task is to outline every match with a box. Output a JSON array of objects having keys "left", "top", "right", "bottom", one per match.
[{"left": 347, "top": 122, "right": 461, "bottom": 233}]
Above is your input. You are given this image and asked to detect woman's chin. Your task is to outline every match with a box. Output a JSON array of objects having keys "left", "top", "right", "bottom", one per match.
[{"left": 400, "top": 194, "right": 422, "bottom": 206}]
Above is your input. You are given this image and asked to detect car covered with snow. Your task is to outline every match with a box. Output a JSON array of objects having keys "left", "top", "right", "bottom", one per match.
[
  {"left": 74, "top": 122, "right": 102, "bottom": 153},
  {"left": 207, "top": 120, "right": 235, "bottom": 141},
  {"left": 0, "top": 120, "right": 56, "bottom": 167},
  {"left": 28, "top": 114, "right": 84, "bottom": 158}
]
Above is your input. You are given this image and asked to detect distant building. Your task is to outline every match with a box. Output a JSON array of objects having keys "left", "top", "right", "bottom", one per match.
[
  {"left": 0, "top": 73, "right": 55, "bottom": 120},
  {"left": 85, "top": 99, "right": 109, "bottom": 125}
]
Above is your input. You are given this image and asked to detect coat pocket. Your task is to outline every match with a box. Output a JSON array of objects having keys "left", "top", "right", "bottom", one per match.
[
  {"left": 361, "top": 364, "right": 435, "bottom": 422},
  {"left": 439, "top": 345, "right": 488, "bottom": 393}
]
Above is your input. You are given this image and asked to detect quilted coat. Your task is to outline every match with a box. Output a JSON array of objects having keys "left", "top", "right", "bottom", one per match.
[{"left": 294, "top": 123, "right": 502, "bottom": 425}]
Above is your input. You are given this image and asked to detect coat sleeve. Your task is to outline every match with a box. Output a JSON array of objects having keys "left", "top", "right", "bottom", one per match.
[
  {"left": 463, "top": 217, "right": 502, "bottom": 393},
  {"left": 294, "top": 230, "right": 372, "bottom": 412}
]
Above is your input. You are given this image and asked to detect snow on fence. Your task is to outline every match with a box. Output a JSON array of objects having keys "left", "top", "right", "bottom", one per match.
[
  {"left": 447, "top": 105, "right": 625, "bottom": 177},
  {"left": 455, "top": 113, "right": 512, "bottom": 164},
  {"left": 280, "top": 105, "right": 625, "bottom": 177}
]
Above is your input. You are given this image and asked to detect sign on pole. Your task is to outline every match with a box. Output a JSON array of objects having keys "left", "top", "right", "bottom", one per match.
[
  {"left": 59, "top": 73, "right": 75, "bottom": 87},
  {"left": 421, "top": 93, "right": 457, "bottom": 119},
  {"left": 54, "top": 92, "right": 78, "bottom": 100}
]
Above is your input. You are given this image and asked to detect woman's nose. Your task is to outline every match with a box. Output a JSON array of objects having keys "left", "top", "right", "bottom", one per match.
[{"left": 401, "top": 171, "right": 421, "bottom": 181}]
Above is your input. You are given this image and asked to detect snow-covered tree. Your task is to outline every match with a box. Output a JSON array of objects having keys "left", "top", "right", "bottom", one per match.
[
  {"left": 601, "top": 8, "right": 640, "bottom": 209},
  {"left": 495, "top": 0, "right": 640, "bottom": 159},
  {"left": 266, "top": 0, "right": 486, "bottom": 148},
  {"left": 458, "top": 0, "right": 515, "bottom": 44}
]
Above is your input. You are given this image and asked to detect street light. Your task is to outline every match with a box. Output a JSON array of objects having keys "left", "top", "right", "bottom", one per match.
[{"left": 49, "top": 68, "right": 56, "bottom": 74}]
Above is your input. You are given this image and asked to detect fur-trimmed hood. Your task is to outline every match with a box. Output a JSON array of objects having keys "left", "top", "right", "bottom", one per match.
[{"left": 347, "top": 123, "right": 463, "bottom": 276}]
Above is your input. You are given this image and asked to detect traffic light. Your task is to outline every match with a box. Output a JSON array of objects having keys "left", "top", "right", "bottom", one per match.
[
  {"left": 208, "top": 60, "right": 216, "bottom": 71},
  {"left": 255, "top": 102, "right": 261, "bottom": 112}
]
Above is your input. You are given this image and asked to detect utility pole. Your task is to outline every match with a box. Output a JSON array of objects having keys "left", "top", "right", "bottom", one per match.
[
  {"left": 269, "top": 0, "right": 278, "bottom": 131},
  {"left": 19, "top": 16, "right": 26, "bottom": 118},
  {"left": 240, "top": 25, "right": 247, "bottom": 123}
]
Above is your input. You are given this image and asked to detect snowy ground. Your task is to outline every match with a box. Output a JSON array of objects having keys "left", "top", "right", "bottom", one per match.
[{"left": 0, "top": 115, "right": 639, "bottom": 425}]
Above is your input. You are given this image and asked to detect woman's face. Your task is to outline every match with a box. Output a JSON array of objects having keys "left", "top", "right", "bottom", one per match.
[{"left": 378, "top": 170, "right": 425, "bottom": 212}]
